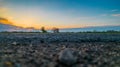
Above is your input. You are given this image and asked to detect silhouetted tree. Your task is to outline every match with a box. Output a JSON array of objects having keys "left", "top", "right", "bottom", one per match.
[
  {"left": 41, "top": 27, "right": 47, "bottom": 33},
  {"left": 52, "top": 27, "right": 59, "bottom": 33}
]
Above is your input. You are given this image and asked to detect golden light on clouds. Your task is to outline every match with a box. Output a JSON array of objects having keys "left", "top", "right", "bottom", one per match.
[
  {"left": 8, "top": 14, "right": 42, "bottom": 29},
  {"left": 0, "top": 18, "right": 13, "bottom": 25}
]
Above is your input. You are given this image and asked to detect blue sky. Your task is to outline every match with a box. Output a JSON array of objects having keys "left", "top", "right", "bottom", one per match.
[{"left": 0, "top": 0, "right": 120, "bottom": 29}]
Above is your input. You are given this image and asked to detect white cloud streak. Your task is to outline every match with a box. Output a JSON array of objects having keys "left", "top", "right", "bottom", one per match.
[{"left": 112, "top": 14, "right": 120, "bottom": 17}]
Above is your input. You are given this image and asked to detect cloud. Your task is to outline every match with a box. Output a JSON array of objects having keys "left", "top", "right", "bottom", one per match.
[
  {"left": 74, "top": 17, "right": 96, "bottom": 21},
  {"left": 0, "top": 17, "right": 8, "bottom": 20},
  {"left": 0, "top": 17, "right": 13, "bottom": 25},
  {"left": 112, "top": 14, "right": 120, "bottom": 17},
  {"left": 101, "top": 9, "right": 120, "bottom": 17},
  {"left": 111, "top": 9, "right": 119, "bottom": 12},
  {"left": 101, "top": 14, "right": 107, "bottom": 16}
]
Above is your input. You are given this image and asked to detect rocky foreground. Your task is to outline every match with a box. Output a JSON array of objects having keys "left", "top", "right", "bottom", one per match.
[{"left": 0, "top": 33, "right": 120, "bottom": 67}]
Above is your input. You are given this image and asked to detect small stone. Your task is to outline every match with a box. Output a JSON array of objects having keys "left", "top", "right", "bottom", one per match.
[
  {"left": 12, "top": 42, "right": 17, "bottom": 45},
  {"left": 4, "top": 61, "right": 13, "bottom": 67},
  {"left": 15, "top": 63, "right": 21, "bottom": 67},
  {"left": 58, "top": 48, "right": 78, "bottom": 66},
  {"left": 48, "top": 62, "right": 57, "bottom": 67}
]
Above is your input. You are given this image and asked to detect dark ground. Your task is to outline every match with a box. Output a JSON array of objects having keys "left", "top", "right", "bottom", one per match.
[{"left": 0, "top": 33, "right": 120, "bottom": 67}]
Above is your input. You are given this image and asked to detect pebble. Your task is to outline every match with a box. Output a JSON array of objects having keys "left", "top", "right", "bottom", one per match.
[{"left": 58, "top": 48, "right": 78, "bottom": 66}]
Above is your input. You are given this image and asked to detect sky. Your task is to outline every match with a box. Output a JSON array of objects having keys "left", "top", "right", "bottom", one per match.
[{"left": 0, "top": 0, "right": 120, "bottom": 29}]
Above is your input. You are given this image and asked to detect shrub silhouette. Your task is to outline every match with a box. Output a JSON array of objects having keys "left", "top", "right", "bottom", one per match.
[
  {"left": 52, "top": 27, "right": 59, "bottom": 33},
  {"left": 41, "top": 27, "right": 47, "bottom": 33}
]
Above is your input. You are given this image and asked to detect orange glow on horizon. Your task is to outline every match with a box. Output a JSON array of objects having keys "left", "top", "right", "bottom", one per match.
[
  {"left": 0, "top": 18, "right": 84, "bottom": 30},
  {"left": 0, "top": 8, "right": 84, "bottom": 29},
  {"left": 0, "top": 19, "right": 13, "bottom": 25},
  {"left": 0, "top": 17, "right": 84, "bottom": 30},
  {"left": 0, "top": 5, "right": 86, "bottom": 29}
]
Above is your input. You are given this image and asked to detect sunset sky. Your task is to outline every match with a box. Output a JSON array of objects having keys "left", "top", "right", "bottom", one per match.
[{"left": 0, "top": 0, "right": 120, "bottom": 29}]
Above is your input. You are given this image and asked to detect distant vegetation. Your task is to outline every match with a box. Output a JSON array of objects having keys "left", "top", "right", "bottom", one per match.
[
  {"left": 0, "top": 30, "right": 120, "bottom": 33},
  {"left": 41, "top": 27, "right": 47, "bottom": 33},
  {"left": 52, "top": 27, "right": 59, "bottom": 33},
  {"left": 78, "top": 30, "right": 120, "bottom": 33}
]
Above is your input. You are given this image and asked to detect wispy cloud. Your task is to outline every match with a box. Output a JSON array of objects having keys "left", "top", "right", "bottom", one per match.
[
  {"left": 0, "top": 17, "right": 13, "bottom": 25},
  {"left": 111, "top": 9, "right": 119, "bottom": 12},
  {"left": 112, "top": 14, "right": 120, "bottom": 17},
  {"left": 74, "top": 16, "right": 96, "bottom": 21},
  {"left": 101, "top": 14, "right": 107, "bottom": 16}
]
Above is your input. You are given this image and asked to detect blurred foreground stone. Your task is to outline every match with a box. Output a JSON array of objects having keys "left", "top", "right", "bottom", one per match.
[{"left": 58, "top": 48, "right": 78, "bottom": 66}]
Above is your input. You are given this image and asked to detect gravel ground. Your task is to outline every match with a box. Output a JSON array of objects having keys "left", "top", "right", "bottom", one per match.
[{"left": 0, "top": 33, "right": 120, "bottom": 67}]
